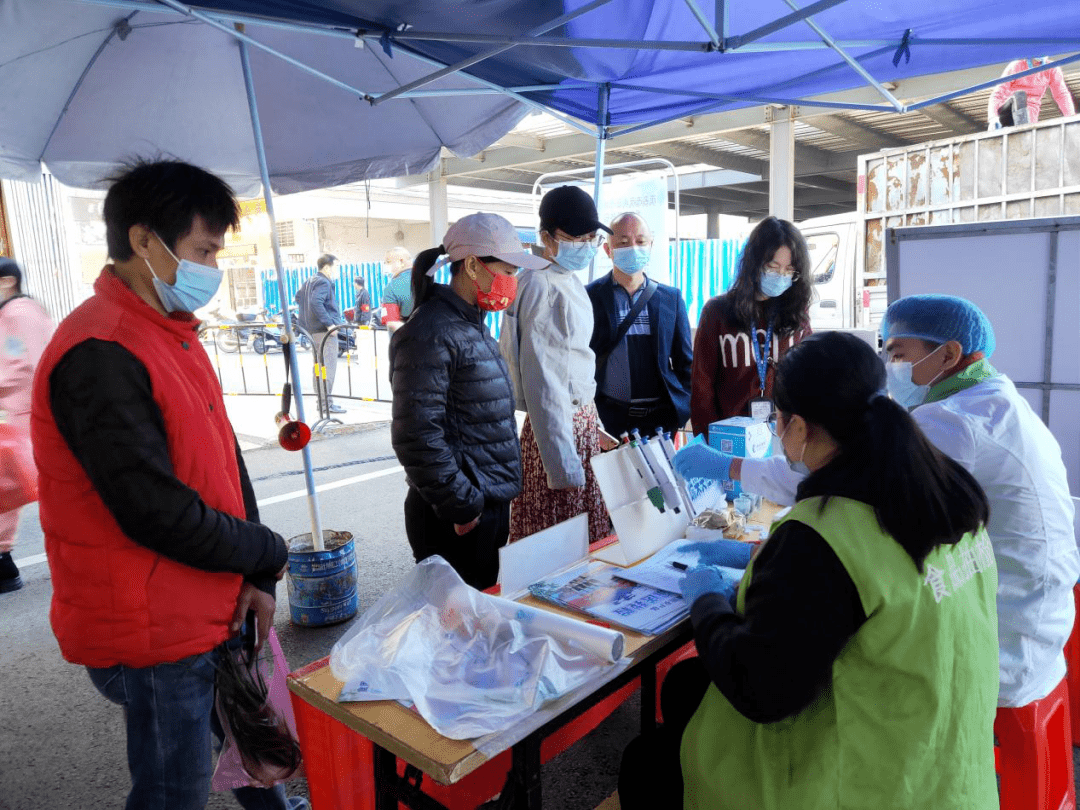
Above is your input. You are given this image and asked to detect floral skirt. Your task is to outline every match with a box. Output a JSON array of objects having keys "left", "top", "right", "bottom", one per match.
[{"left": 510, "top": 403, "right": 611, "bottom": 545}]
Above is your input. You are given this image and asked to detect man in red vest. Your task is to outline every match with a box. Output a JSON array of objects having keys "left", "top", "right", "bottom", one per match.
[{"left": 31, "top": 160, "right": 303, "bottom": 809}]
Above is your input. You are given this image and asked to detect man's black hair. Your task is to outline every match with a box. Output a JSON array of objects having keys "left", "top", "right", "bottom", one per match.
[
  {"left": 0, "top": 258, "right": 23, "bottom": 294},
  {"left": 317, "top": 254, "right": 338, "bottom": 271},
  {"left": 103, "top": 159, "right": 239, "bottom": 261}
]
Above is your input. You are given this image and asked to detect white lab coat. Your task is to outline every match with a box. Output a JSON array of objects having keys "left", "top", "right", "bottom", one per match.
[{"left": 740, "top": 375, "right": 1079, "bottom": 707}]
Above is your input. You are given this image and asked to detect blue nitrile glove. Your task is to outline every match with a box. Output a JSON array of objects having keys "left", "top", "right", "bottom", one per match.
[
  {"left": 680, "top": 565, "right": 728, "bottom": 606},
  {"left": 672, "top": 442, "right": 734, "bottom": 482},
  {"left": 682, "top": 539, "right": 755, "bottom": 570}
]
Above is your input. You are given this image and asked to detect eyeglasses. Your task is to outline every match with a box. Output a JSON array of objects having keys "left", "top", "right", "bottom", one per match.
[
  {"left": 764, "top": 261, "right": 799, "bottom": 280},
  {"left": 556, "top": 233, "right": 605, "bottom": 248},
  {"left": 766, "top": 412, "right": 781, "bottom": 436}
]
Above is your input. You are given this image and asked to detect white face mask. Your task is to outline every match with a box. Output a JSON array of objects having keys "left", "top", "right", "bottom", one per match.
[
  {"left": 778, "top": 419, "right": 810, "bottom": 475},
  {"left": 885, "top": 345, "right": 946, "bottom": 409}
]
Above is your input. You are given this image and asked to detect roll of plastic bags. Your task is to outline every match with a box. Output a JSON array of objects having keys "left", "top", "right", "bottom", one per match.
[{"left": 330, "top": 556, "right": 626, "bottom": 740}]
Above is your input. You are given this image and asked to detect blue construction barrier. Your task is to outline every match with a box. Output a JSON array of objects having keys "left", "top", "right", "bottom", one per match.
[{"left": 259, "top": 238, "right": 743, "bottom": 338}]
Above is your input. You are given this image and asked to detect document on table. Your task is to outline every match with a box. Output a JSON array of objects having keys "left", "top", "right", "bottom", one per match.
[
  {"left": 528, "top": 559, "right": 689, "bottom": 635},
  {"left": 615, "top": 539, "right": 746, "bottom": 595}
]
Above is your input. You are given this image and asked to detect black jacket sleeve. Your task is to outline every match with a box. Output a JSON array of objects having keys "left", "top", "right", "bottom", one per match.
[
  {"left": 688, "top": 521, "right": 867, "bottom": 723},
  {"left": 48, "top": 339, "right": 287, "bottom": 584},
  {"left": 389, "top": 328, "right": 484, "bottom": 523}
]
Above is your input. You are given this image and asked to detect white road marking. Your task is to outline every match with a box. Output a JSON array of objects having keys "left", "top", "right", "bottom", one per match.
[
  {"left": 256, "top": 464, "right": 403, "bottom": 507},
  {"left": 13, "top": 465, "right": 405, "bottom": 569}
]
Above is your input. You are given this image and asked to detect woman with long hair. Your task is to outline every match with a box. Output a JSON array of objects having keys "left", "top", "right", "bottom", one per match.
[
  {"left": 690, "top": 216, "right": 813, "bottom": 433},
  {"left": 621, "top": 331, "right": 999, "bottom": 809},
  {"left": 389, "top": 213, "right": 548, "bottom": 590}
]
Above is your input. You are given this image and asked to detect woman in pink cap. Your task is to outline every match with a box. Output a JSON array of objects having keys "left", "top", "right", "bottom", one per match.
[{"left": 388, "top": 213, "right": 548, "bottom": 590}]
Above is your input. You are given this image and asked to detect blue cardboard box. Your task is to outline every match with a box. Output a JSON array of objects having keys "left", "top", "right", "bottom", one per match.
[{"left": 708, "top": 417, "right": 772, "bottom": 501}]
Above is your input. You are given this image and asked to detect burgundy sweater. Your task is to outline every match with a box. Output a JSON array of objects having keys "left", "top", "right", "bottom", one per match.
[{"left": 690, "top": 294, "right": 811, "bottom": 435}]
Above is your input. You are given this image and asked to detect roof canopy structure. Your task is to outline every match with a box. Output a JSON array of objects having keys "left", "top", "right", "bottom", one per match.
[{"left": 5, "top": 0, "right": 1080, "bottom": 212}]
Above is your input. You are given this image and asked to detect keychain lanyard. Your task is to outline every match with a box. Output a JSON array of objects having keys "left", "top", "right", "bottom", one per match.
[{"left": 750, "top": 319, "right": 774, "bottom": 396}]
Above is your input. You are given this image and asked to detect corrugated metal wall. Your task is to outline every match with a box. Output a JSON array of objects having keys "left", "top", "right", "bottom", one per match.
[{"left": 0, "top": 175, "right": 79, "bottom": 321}]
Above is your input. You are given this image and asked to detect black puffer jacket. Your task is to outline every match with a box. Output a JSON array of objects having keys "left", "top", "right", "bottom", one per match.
[{"left": 389, "top": 285, "right": 522, "bottom": 524}]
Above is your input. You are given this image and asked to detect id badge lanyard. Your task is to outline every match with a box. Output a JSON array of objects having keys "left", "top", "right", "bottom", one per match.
[{"left": 749, "top": 318, "right": 774, "bottom": 421}]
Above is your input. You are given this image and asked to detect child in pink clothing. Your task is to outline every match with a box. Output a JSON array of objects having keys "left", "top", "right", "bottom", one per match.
[
  {"left": 0, "top": 258, "right": 54, "bottom": 591},
  {"left": 988, "top": 58, "right": 1075, "bottom": 126}
]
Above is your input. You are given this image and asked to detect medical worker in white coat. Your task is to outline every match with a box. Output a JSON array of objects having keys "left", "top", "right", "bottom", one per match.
[{"left": 674, "top": 295, "right": 1078, "bottom": 707}]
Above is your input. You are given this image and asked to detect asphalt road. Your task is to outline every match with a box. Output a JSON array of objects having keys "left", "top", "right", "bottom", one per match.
[{"left": 0, "top": 423, "right": 636, "bottom": 810}]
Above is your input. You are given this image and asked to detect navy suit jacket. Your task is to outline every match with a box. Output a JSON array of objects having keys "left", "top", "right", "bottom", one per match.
[{"left": 585, "top": 272, "right": 693, "bottom": 429}]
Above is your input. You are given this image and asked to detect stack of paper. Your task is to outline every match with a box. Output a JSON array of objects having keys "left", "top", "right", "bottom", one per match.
[{"left": 528, "top": 559, "right": 689, "bottom": 635}]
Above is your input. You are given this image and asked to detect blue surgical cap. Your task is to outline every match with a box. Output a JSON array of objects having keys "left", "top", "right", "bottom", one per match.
[{"left": 882, "top": 294, "right": 996, "bottom": 359}]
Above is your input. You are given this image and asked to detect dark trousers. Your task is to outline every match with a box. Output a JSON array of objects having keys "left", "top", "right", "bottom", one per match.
[
  {"left": 403, "top": 487, "right": 510, "bottom": 591},
  {"left": 618, "top": 657, "right": 711, "bottom": 810},
  {"left": 595, "top": 393, "right": 679, "bottom": 441}
]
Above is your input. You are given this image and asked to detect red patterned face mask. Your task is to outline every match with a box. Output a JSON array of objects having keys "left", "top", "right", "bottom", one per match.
[{"left": 472, "top": 259, "right": 518, "bottom": 312}]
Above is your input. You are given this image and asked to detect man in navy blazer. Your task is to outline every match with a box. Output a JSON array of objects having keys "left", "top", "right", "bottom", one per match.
[{"left": 586, "top": 212, "right": 693, "bottom": 439}]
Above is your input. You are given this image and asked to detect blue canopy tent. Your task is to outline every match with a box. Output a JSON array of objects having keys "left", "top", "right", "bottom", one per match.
[{"left": 5, "top": 0, "right": 1080, "bottom": 546}]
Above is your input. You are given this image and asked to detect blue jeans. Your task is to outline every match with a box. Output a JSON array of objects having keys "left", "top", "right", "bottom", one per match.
[{"left": 87, "top": 642, "right": 292, "bottom": 810}]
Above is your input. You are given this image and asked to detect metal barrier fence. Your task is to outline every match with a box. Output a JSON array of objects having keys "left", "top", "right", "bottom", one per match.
[
  {"left": 199, "top": 320, "right": 392, "bottom": 428},
  {"left": 210, "top": 238, "right": 748, "bottom": 411}
]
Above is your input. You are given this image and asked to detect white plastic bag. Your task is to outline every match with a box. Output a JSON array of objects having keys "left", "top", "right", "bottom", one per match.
[{"left": 330, "top": 556, "right": 625, "bottom": 740}]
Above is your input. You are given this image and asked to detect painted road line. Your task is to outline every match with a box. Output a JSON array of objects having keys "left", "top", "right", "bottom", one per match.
[
  {"left": 14, "top": 465, "right": 405, "bottom": 569},
  {"left": 256, "top": 464, "right": 404, "bottom": 507}
]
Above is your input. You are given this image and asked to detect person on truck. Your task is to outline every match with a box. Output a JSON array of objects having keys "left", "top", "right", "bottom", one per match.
[
  {"left": 988, "top": 57, "right": 1075, "bottom": 128},
  {"left": 623, "top": 331, "right": 998, "bottom": 810},
  {"left": 677, "top": 295, "right": 1080, "bottom": 709},
  {"left": 690, "top": 217, "right": 813, "bottom": 434}
]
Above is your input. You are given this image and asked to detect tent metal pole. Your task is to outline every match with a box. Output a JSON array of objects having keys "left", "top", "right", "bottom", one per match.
[
  {"left": 683, "top": 0, "right": 721, "bottom": 49},
  {"left": 903, "top": 52, "right": 1080, "bottom": 112},
  {"left": 607, "top": 81, "right": 895, "bottom": 111},
  {"left": 387, "top": 44, "right": 600, "bottom": 138},
  {"left": 369, "top": 31, "right": 712, "bottom": 52},
  {"left": 370, "top": 0, "right": 616, "bottom": 106},
  {"left": 155, "top": 0, "right": 374, "bottom": 99},
  {"left": 726, "top": 0, "right": 848, "bottom": 50},
  {"left": 590, "top": 84, "right": 610, "bottom": 283},
  {"left": 238, "top": 38, "right": 325, "bottom": 552},
  {"left": 717, "top": 0, "right": 728, "bottom": 45},
  {"left": 782, "top": 0, "right": 903, "bottom": 111}
]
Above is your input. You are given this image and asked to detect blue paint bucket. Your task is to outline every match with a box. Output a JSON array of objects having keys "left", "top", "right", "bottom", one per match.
[{"left": 286, "top": 530, "right": 358, "bottom": 626}]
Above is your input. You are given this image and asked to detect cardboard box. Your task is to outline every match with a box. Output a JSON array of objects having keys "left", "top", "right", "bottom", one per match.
[{"left": 708, "top": 417, "right": 772, "bottom": 500}]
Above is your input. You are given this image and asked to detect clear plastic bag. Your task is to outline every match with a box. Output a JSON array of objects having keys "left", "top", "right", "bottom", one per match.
[{"left": 330, "top": 556, "right": 625, "bottom": 740}]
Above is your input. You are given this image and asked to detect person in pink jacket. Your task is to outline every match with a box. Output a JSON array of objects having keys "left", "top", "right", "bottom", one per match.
[
  {"left": 988, "top": 58, "right": 1075, "bottom": 127},
  {"left": 0, "top": 258, "right": 54, "bottom": 592}
]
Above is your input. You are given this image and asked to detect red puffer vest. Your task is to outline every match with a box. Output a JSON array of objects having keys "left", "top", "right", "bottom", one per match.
[{"left": 32, "top": 268, "right": 245, "bottom": 668}]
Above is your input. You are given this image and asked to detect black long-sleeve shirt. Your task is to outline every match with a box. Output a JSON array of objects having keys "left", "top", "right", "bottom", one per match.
[
  {"left": 690, "top": 462, "right": 876, "bottom": 723},
  {"left": 48, "top": 339, "right": 286, "bottom": 595}
]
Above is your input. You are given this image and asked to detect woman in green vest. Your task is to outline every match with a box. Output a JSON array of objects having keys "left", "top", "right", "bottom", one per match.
[{"left": 621, "top": 331, "right": 999, "bottom": 810}]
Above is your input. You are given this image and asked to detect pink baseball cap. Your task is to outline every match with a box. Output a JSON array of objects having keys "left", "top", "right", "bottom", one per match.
[{"left": 443, "top": 213, "right": 549, "bottom": 270}]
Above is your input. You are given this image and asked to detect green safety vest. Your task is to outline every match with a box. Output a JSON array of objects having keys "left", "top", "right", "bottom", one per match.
[{"left": 681, "top": 496, "right": 999, "bottom": 810}]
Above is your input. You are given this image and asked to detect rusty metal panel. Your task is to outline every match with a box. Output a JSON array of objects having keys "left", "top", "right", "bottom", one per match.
[
  {"left": 907, "top": 149, "right": 928, "bottom": 209},
  {"left": 957, "top": 206, "right": 977, "bottom": 222},
  {"left": 1034, "top": 196, "right": 1062, "bottom": 217},
  {"left": 928, "top": 146, "right": 951, "bottom": 206},
  {"left": 977, "top": 138, "right": 1003, "bottom": 199},
  {"left": 865, "top": 218, "right": 883, "bottom": 276},
  {"left": 977, "top": 203, "right": 1002, "bottom": 222},
  {"left": 1065, "top": 193, "right": 1080, "bottom": 215},
  {"left": 865, "top": 157, "right": 885, "bottom": 214},
  {"left": 885, "top": 153, "right": 906, "bottom": 212},
  {"left": 1064, "top": 122, "right": 1080, "bottom": 187},
  {"left": 1005, "top": 130, "right": 1033, "bottom": 196},
  {"left": 1005, "top": 199, "right": 1030, "bottom": 220},
  {"left": 955, "top": 140, "right": 976, "bottom": 202},
  {"left": 1034, "top": 125, "right": 1063, "bottom": 190}
]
